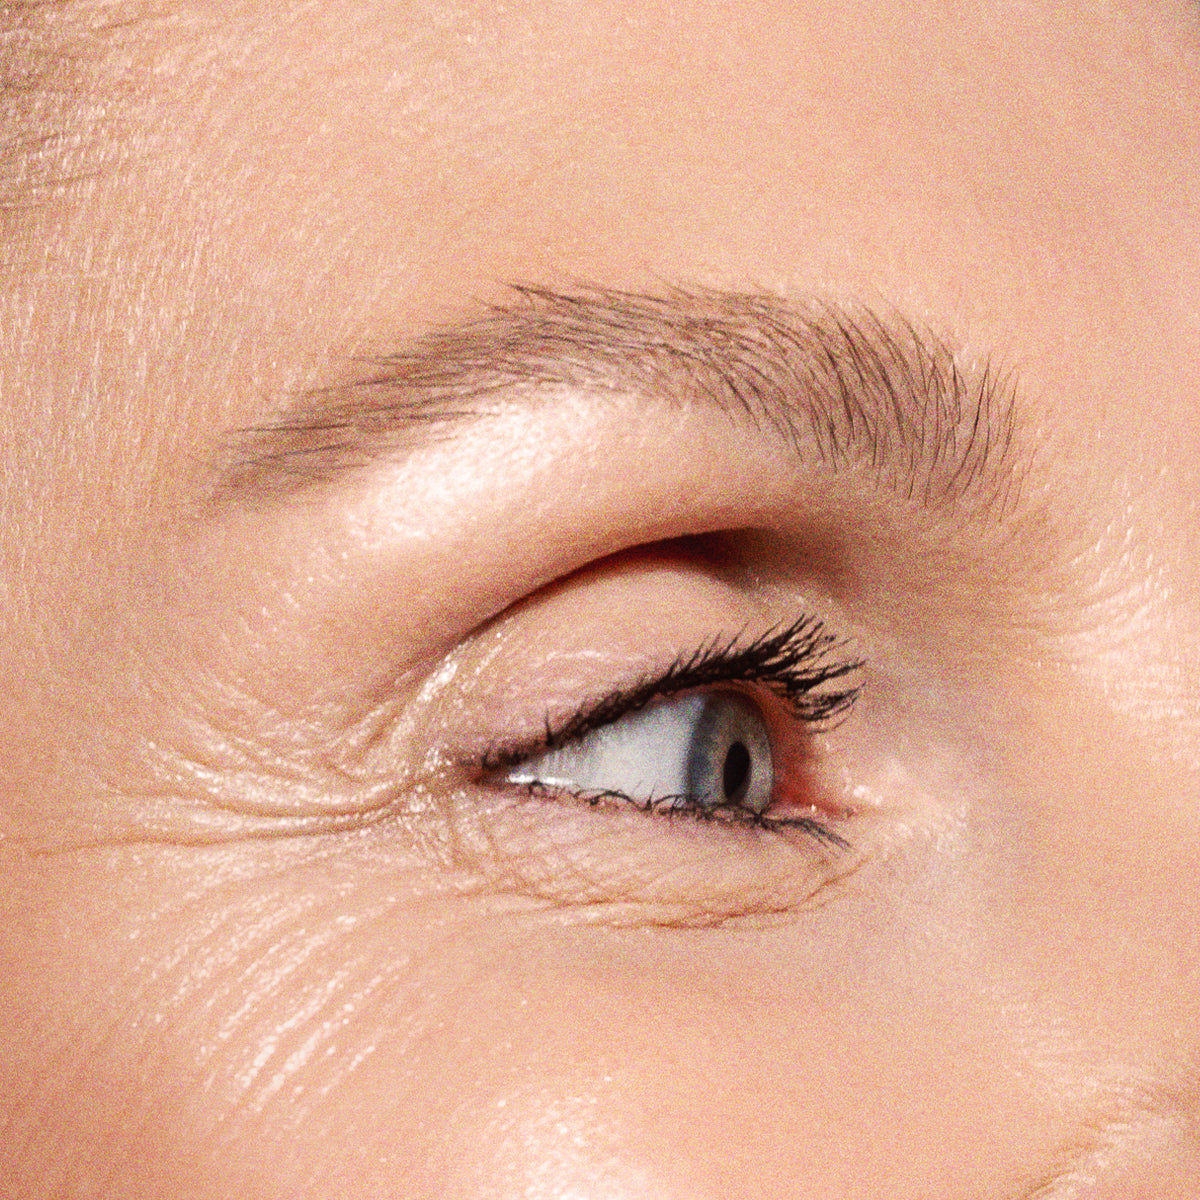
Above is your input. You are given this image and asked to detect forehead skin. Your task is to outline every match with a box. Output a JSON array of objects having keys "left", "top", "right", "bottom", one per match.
[{"left": 0, "top": 1, "right": 1199, "bottom": 1198}]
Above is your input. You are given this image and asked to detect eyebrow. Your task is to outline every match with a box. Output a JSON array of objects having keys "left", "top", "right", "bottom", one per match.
[{"left": 217, "top": 285, "right": 1023, "bottom": 520}]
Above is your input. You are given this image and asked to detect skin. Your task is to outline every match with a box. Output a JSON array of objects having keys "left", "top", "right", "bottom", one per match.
[{"left": 1, "top": 0, "right": 1199, "bottom": 1195}]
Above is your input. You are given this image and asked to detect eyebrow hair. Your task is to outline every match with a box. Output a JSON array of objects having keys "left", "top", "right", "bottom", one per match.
[{"left": 218, "top": 284, "right": 1022, "bottom": 519}]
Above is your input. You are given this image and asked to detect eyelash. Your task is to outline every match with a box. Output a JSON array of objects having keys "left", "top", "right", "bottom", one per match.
[{"left": 478, "top": 615, "right": 863, "bottom": 843}]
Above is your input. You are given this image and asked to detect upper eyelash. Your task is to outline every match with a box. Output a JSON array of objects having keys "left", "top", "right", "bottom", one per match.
[{"left": 479, "top": 614, "right": 863, "bottom": 776}]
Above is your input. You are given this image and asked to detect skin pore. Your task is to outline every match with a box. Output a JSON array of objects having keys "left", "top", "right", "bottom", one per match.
[{"left": 1, "top": 0, "right": 1199, "bottom": 1196}]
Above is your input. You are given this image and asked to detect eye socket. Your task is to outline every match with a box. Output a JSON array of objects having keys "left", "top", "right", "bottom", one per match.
[{"left": 503, "top": 690, "right": 779, "bottom": 818}]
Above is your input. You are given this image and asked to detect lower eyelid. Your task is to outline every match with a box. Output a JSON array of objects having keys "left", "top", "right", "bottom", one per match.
[
  {"left": 508, "top": 776, "right": 851, "bottom": 840},
  {"left": 431, "top": 779, "right": 866, "bottom": 925}
]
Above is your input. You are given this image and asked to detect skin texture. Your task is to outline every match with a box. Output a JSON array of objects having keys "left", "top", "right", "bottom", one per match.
[{"left": 1, "top": 0, "right": 1199, "bottom": 1196}]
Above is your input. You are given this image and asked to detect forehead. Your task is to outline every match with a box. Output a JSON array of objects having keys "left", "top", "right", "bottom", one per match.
[
  {"left": 35, "top": 0, "right": 1200, "bottom": 372},
  {"left": 28, "top": 13, "right": 1197, "bottom": 459}
]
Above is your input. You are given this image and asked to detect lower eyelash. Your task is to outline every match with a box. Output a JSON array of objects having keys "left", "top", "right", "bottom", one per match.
[{"left": 508, "top": 775, "right": 852, "bottom": 849}]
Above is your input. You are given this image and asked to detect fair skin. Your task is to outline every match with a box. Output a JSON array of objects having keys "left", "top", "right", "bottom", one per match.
[{"left": 1, "top": 0, "right": 1198, "bottom": 1196}]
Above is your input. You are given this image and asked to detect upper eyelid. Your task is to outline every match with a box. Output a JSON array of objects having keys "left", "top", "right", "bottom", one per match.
[{"left": 194, "top": 294, "right": 1059, "bottom": 711}]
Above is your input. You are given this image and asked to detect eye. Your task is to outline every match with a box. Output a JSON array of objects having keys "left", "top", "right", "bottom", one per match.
[
  {"left": 474, "top": 615, "right": 860, "bottom": 845},
  {"left": 503, "top": 690, "right": 779, "bottom": 819},
  {"left": 453, "top": 617, "right": 863, "bottom": 914}
]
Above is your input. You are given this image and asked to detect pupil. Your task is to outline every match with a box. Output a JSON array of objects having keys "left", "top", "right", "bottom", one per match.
[{"left": 721, "top": 740, "right": 751, "bottom": 801}]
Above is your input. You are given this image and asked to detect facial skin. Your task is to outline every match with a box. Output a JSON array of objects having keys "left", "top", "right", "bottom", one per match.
[{"left": 1, "top": 0, "right": 1199, "bottom": 1196}]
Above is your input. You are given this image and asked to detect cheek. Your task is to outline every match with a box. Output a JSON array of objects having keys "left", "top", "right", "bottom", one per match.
[
  {"left": 348, "top": 911, "right": 1055, "bottom": 1200},
  {"left": 2, "top": 835, "right": 1071, "bottom": 1200}
]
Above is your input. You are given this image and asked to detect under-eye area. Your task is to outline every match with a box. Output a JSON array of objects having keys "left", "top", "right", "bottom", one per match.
[{"left": 436, "top": 775, "right": 870, "bottom": 925}]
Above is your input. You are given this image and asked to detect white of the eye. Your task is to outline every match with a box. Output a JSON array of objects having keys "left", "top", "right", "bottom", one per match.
[{"left": 505, "top": 692, "right": 775, "bottom": 814}]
